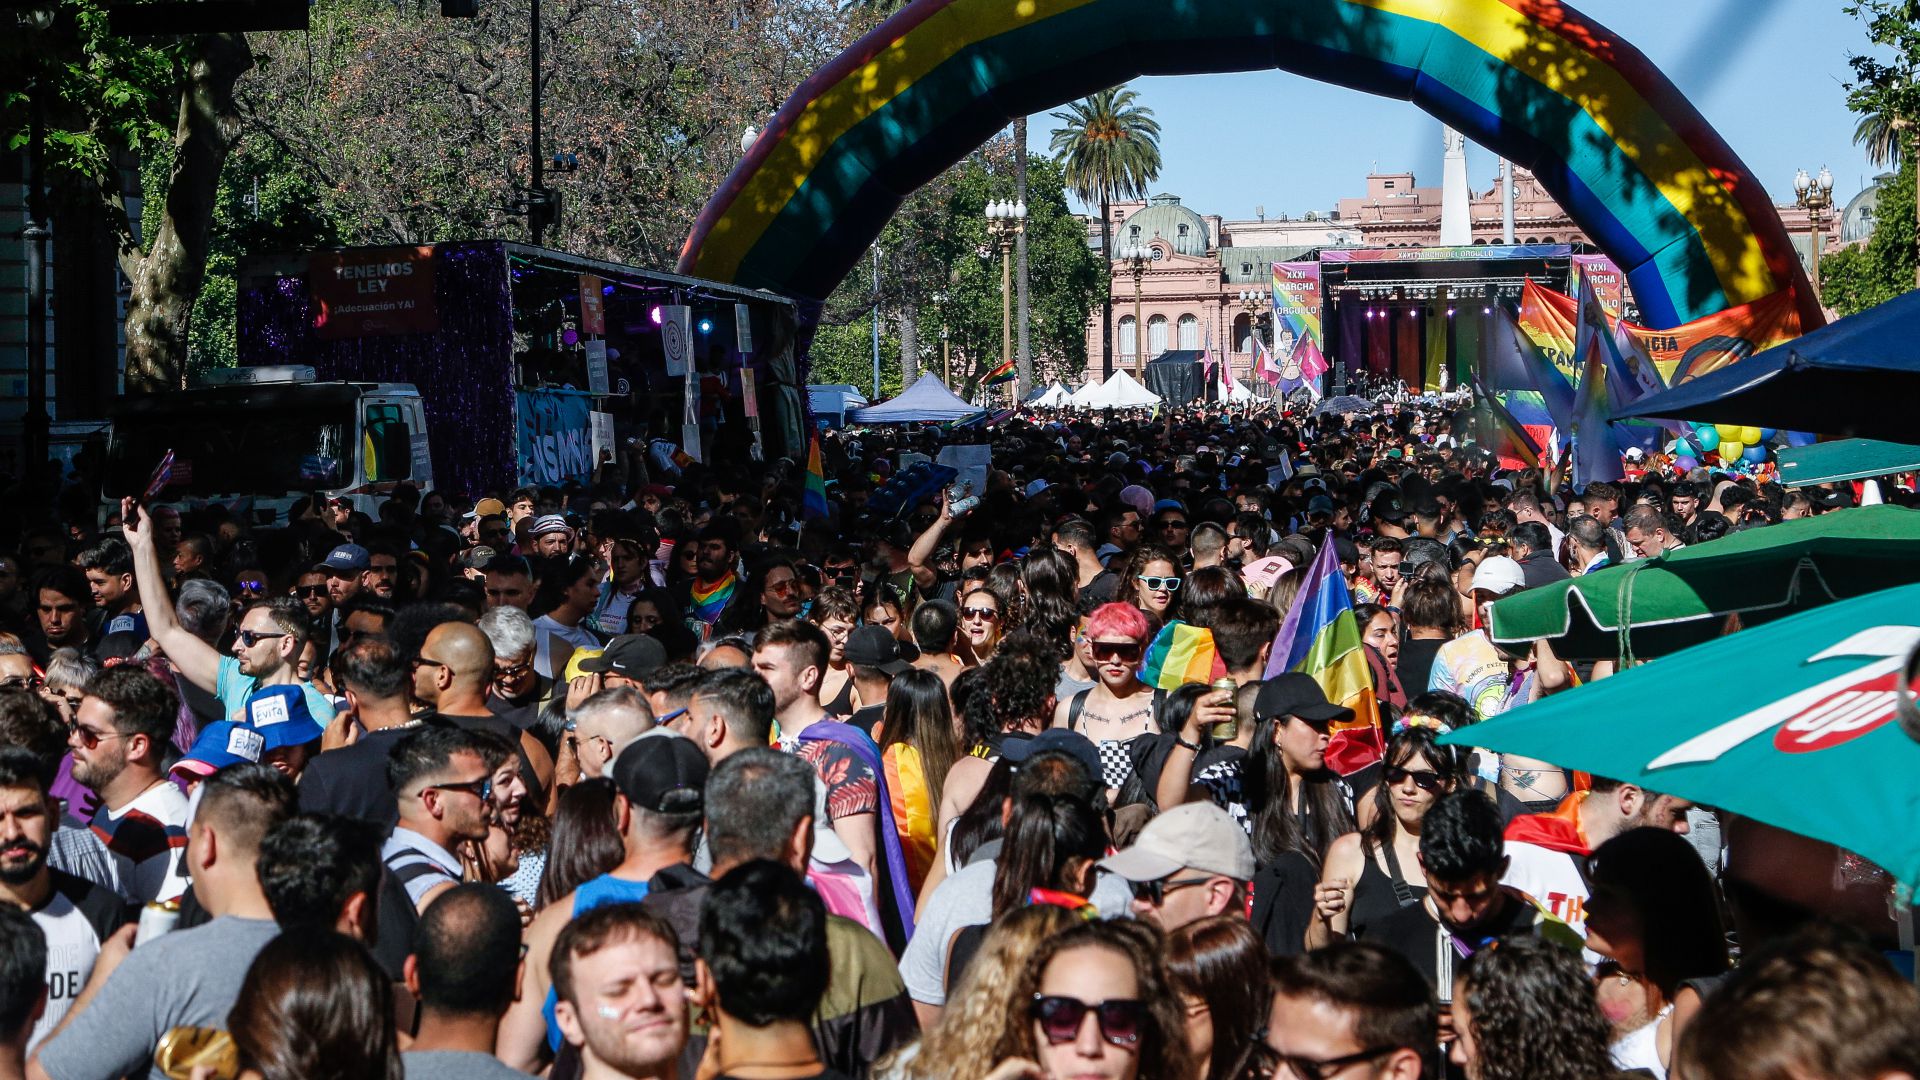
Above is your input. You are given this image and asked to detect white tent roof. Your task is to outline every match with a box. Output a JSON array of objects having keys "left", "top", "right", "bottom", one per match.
[
  {"left": 1224, "top": 377, "right": 1257, "bottom": 402},
  {"left": 847, "top": 373, "right": 980, "bottom": 424},
  {"left": 1028, "top": 382, "right": 1071, "bottom": 407},
  {"left": 1074, "top": 369, "right": 1161, "bottom": 409}
]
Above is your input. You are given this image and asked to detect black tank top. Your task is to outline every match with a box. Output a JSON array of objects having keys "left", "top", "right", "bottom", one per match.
[{"left": 1348, "top": 840, "right": 1428, "bottom": 939}]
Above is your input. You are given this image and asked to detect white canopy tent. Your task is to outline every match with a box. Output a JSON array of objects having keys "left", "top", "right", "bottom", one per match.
[
  {"left": 848, "top": 373, "right": 981, "bottom": 424},
  {"left": 1027, "top": 382, "right": 1072, "bottom": 408},
  {"left": 1072, "top": 369, "right": 1162, "bottom": 409},
  {"left": 1223, "top": 376, "right": 1257, "bottom": 403}
]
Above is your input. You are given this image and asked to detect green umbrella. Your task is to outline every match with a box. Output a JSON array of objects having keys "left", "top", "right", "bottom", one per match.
[
  {"left": 1487, "top": 505, "right": 1920, "bottom": 661},
  {"left": 1442, "top": 582, "right": 1920, "bottom": 889}
]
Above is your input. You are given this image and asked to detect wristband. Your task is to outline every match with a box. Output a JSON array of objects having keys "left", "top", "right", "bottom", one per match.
[{"left": 1174, "top": 736, "right": 1202, "bottom": 752}]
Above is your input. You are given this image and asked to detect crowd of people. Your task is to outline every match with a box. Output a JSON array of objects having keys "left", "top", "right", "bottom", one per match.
[{"left": 0, "top": 393, "right": 1915, "bottom": 1080}]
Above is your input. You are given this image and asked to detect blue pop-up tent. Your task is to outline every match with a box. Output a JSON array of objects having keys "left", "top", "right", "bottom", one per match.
[
  {"left": 848, "top": 373, "right": 980, "bottom": 424},
  {"left": 1616, "top": 290, "right": 1920, "bottom": 441}
]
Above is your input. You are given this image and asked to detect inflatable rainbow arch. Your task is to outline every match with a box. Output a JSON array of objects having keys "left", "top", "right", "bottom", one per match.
[{"left": 678, "top": 0, "right": 1818, "bottom": 333}]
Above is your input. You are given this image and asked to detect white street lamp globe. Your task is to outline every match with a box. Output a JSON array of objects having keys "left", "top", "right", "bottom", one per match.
[
  {"left": 1818, "top": 165, "right": 1834, "bottom": 194},
  {"left": 740, "top": 125, "right": 757, "bottom": 154},
  {"left": 1794, "top": 168, "right": 1811, "bottom": 195},
  {"left": 1013, "top": 201, "right": 1027, "bottom": 219}
]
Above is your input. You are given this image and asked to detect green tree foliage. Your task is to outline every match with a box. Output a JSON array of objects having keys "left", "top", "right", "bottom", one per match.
[
  {"left": 806, "top": 143, "right": 1100, "bottom": 402},
  {"left": 1845, "top": 0, "right": 1920, "bottom": 289},
  {"left": 1820, "top": 158, "right": 1916, "bottom": 315},
  {"left": 1049, "top": 88, "right": 1162, "bottom": 379}
]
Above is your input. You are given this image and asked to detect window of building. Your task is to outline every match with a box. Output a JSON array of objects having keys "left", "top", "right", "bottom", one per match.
[
  {"left": 1147, "top": 315, "right": 1169, "bottom": 357},
  {"left": 1177, "top": 223, "right": 1189, "bottom": 237},
  {"left": 1241, "top": 262, "right": 1253, "bottom": 276},
  {"left": 1119, "top": 316, "right": 1137, "bottom": 359},
  {"left": 1384, "top": 180, "right": 1396, "bottom": 189},
  {"left": 1234, "top": 313, "right": 1254, "bottom": 353},
  {"left": 1178, "top": 314, "right": 1200, "bottom": 351}
]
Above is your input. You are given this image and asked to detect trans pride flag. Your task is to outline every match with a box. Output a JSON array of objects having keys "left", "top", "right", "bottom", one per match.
[
  {"left": 1264, "top": 534, "right": 1381, "bottom": 769},
  {"left": 1138, "top": 621, "right": 1226, "bottom": 690}
]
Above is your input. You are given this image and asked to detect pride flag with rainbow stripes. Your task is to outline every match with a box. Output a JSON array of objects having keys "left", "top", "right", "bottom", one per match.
[
  {"left": 1138, "top": 621, "right": 1226, "bottom": 691},
  {"left": 1264, "top": 535, "right": 1381, "bottom": 766}
]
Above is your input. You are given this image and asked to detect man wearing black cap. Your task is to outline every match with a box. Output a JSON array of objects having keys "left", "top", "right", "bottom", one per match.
[
  {"left": 500, "top": 734, "right": 707, "bottom": 1071},
  {"left": 840, "top": 626, "right": 908, "bottom": 735},
  {"left": 579, "top": 634, "right": 667, "bottom": 692}
]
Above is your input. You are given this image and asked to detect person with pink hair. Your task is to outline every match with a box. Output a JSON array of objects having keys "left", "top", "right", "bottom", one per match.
[{"left": 1052, "top": 602, "right": 1160, "bottom": 799}]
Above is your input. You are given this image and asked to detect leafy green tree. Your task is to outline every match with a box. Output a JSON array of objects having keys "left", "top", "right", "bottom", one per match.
[
  {"left": 1819, "top": 158, "right": 1916, "bottom": 315},
  {"left": 1049, "top": 88, "right": 1162, "bottom": 380},
  {"left": 4, "top": 4, "right": 253, "bottom": 391},
  {"left": 1846, "top": 0, "right": 1920, "bottom": 288}
]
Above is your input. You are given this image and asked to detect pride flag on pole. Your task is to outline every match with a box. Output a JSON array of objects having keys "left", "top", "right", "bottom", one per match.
[
  {"left": 983, "top": 357, "right": 1017, "bottom": 385},
  {"left": 1138, "top": 621, "right": 1227, "bottom": 690},
  {"left": 802, "top": 433, "right": 830, "bottom": 521},
  {"left": 1265, "top": 534, "right": 1381, "bottom": 769},
  {"left": 1252, "top": 337, "right": 1282, "bottom": 387}
]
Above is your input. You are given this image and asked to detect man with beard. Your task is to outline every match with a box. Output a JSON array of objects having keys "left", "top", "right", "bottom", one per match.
[
  {"left": 0, "top": 747, "right": 129, "bottom": 1052},
  {"left": 549, "top": 904, "right": 689, "bottom": 1080},
  {"left": 688, "top": 520, "right": 743, "bottom": 637},
  {"left": 383, "top": 726, "right": 497, "bottom": 914},
  {"left": 68, "top": 669, "right": 190, "bottom": 904}
]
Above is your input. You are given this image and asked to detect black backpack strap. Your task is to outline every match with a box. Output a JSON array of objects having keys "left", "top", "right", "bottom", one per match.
[
  {"left": 1067, "top": 688, "right": 1091, "bottom": 732},
  {"left": 1377, "top": 838, "right": 1421, "bottom": 909}
]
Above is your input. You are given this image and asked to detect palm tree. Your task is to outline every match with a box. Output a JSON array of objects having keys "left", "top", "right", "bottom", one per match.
[
  {"left": 1050, "top": 87, "right": 1162, "bottom": 380},
  {"left": 1855, "top": 109, "right": 1905, "bottom": 170}
]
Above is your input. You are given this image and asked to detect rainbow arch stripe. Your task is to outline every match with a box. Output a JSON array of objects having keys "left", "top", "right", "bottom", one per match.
[{"left": 678, "top": 0, "right": 1818, "bottom": 333}]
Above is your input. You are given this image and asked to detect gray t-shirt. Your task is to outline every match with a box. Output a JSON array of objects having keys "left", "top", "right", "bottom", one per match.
[
  {"left": 36, "top": 915, "right": 279, "bottom": 1080},
  {"left": 898, "top": 858, "right": 1135, "bottom": 1006},
  {"left": 404, "top": 1049, "right": 537, "bottom": 1080}
]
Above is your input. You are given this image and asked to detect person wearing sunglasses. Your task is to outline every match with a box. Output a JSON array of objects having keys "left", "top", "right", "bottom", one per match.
[
  {"left": 1054, "top": 603, "right": 1160, "bottom": 798},
  {"left": 982, "top": 920, "right": 1192, "bottom": 1080},
  {"left": 1307, "top": 724, "right": 1465, "bottom": 950},
  {"left": 1265, "top": 940, "right": 1435, "bottom": 1080},
  {"left": 1125, "top": 544, "right": 1184, "bottom": 623},
  {"left": 1101, "top": 801, "right": 1255, "bottom": 933},
  {"left": 955, "top": 583, "right": 1006, "bottom": 666},
  {"left": 385, "top": 725, "right": 499, "bottom": 914}
]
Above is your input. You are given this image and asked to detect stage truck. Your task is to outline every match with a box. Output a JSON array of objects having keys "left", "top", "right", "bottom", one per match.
[{"left": 102, "top": 241, "right": 805, "bottom": 523}]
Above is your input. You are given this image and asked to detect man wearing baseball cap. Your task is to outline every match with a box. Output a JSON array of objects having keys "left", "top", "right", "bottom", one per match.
[
  {"left": 840, "top": 625, "right": 908, "bottom": 734},
  {"left": 1431, "top": 554, "right": 1536, "bottom": 727},
  {"left": 240, "top": 685, "right": 326, "bottom": 781},
  {"left": 500, "top": 734, "right": 707, "bottom": 1069},
  {"left": 1100, "top": 801, "right": 1254, "bottom": 931},
  {"left": 578, "top": 634, "right": 667, "bottom": 690}
]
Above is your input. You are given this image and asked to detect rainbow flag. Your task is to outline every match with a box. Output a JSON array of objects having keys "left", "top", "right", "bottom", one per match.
[
  {"left": 690, "top": 572, "right": 736, "bottom": 624},
  {"left": 1265, "top": 535, "right": 1380, "bottom": 762},
  {"left": 802, "top": 433, "right": 829, "bottom": 521},
  {"left": 1138, "top": 621, "right": 1226, "bottom": 691},
  {"left": 1470, "top": 375, "right": 1543, "bottom": 469},
  {"left": 983, "top": 357, "right": 1016, "bottom": 385}
]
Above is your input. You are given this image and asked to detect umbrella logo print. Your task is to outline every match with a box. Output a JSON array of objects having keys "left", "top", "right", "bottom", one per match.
[
  {"left": 1647, "top": 626, "right": 1920, "bottom": 770},
  {"left": 1771, "top": 668, "right": 1905, "bottom": 754}
]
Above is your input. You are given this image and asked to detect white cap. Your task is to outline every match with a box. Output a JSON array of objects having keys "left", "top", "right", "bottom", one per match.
[
  {"left": 1098, "top": 802, "right": 1255, "bottom": 882},
  {"left": 1470, "top": 555, "right": 1528, "bottom": 596}
]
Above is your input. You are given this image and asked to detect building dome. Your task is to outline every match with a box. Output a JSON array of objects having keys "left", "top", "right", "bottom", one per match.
[
  {"left": 1122, "top": 194, "right": 1210, "bottom": 257},
  {"left": 1841, "top": 173, "right": 1892, "bottom": 245}
]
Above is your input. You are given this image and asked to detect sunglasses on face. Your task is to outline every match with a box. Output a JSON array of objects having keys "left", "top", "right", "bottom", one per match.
[
  {"left": 1158, "top": 519, "right": 1189, "bottom": 530},
  {"left": 1263, "top": 1043, "right": 1400, "bottom": 1080},
  {"left": 296, "top": 585, "right": 329, "bottom": 599},
  {"left": 236, "top": 581, "right": 268, "bottom": 596},
  {"left": 429, "top": 776, "right": 493, "bottom": 802},
  {"left": 0, "top": 675, "right": 43, "bottom": 691},
  {"left": 961, "top": 606, "right": 999, "bottom": 622},
  {"left": 1031, "top": 994, "right": 1145, "bottom": 1048},
  {"left": 236, "top": 629, "right": 287, "bottom": 648},
  {"left": 1088, "top": 640, "right": 1143, "bottom": 664},
  {"left": 493, "top": 660, "right": 533, "bottom": 682},
  {"left": 1128, "top": 874, "right": 1212, "bottom": 906},
  {"left": 765, "top": 579, "right": 797, "bottom": 596},
  {"left": 1385, "top": 765, "right": 1446, "bottom": 792},
  {"left": 68, "top": 723, "right": 128, "bottom": 750},
  {"left": 1136, "top": 575, "right": 1183, "bottom": 592}
]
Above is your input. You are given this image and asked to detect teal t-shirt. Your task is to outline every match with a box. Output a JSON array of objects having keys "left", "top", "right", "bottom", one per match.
[{"left": 213, "top": 655, "right": 337, "bottom": 725}]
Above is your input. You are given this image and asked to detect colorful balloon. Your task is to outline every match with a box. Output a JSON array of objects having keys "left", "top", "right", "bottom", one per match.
[
  {"left": 1693, "top": 425, "right": 1720, "bottom": 452},
  {"left": 1785, "top": 430, "right": 1818, "bottom": 447},
  {"left": 1737, "top": 426, "right": 1762, "bottom": 445},
  {"left": 1719, "top": 439, "right": 1745, "bottom": 460},
  {"left": 1674, "top": 455, "right": 1699, "bottom": 472},
  {"left": 1757, "top": 427, "right": 1778, "bottom": 442},
  {"left": 1714, "top": 424, "right": 1742, "bottom": 441},
  {"left": 1742, "top": 444, "right": 1768, "bottom": 464}
]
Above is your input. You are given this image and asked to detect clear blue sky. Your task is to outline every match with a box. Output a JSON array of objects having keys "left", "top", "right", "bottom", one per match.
[{"left": 1029, "top": 0, "right": 1886, "bottom": 218}]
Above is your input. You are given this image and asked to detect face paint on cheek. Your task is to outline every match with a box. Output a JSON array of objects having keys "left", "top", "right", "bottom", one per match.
[{"left": 598, "top": 1005, "right": 621, "bottom": 1020}]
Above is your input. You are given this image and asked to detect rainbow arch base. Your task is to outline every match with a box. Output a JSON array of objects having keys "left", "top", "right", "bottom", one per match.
[{"left": 677, "top": 0, "right": 1819, "bottom": 335}]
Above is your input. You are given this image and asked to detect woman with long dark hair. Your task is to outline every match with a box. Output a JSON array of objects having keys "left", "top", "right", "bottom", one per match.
[
  {"left": 713, "top": 555, "right": 804, "bottom": 639},
  {"left": 877, "top": 668, "right": 960, "bottom": 893},
  {"left": 1306, "top": 724, "right": 1464, "bottom": 949},
  {"left": 1126, "top": 544, "right": 1184, "bottom": 624},
  {"left": 223, "top": 931, "right": 402, "bottom": 1080},
  {"left": 1018, "top": 547, "right": 1080, "bottom": 648},
  {"left": 955, "top": 581, "right": 1010, "bottom": 666},
  {"left": 535, "top": 778, "right": 624, "bottom": 909},
  {"left": 1450, "top": 936, "right": 1619, "bottom": 1080},
  {"left": 1585, "top": 827, "right": 1729, "bottom": 1078},
  {"left": 1231, "top": 679, "right": 1358, "bottom": 868},
  {"left": 1164, "top": 915, "right": 1270, "bottom": 1080}
]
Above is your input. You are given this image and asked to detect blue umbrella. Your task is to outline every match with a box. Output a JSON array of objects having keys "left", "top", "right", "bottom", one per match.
[{"left": 1616, "top": 290, "right": 1920, "bottom": 441}]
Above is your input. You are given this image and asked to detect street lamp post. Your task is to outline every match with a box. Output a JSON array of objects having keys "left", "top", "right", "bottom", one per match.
[
  {"left": 1794, "top": 165, "right": 1835, "bottom": 308},
  {"left": 1121, "top": 244, "right": 1151, "bottom": 377},
  {"left": 986, "top": 200, "right": 1026, "bottom": 402},
  {"left": 1237, "top": 288, "right": 1266, "bottom": 397}
]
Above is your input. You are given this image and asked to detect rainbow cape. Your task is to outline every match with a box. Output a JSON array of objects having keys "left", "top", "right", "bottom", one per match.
[
  {"left": 983, "top": 357, "right": 1016, "bottom": 385},
  {"left": 802, "top": 433, "right": 829, "bottom": 521},
  {"left": 690, "top": 572, "right": 736, "bottom": 624},
  {"left": 1138, "top": 620, "right": 1226, "bottom": 691},
  {"left": 1264, "top": 535, "right": 1380, "bottom": 763}
]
